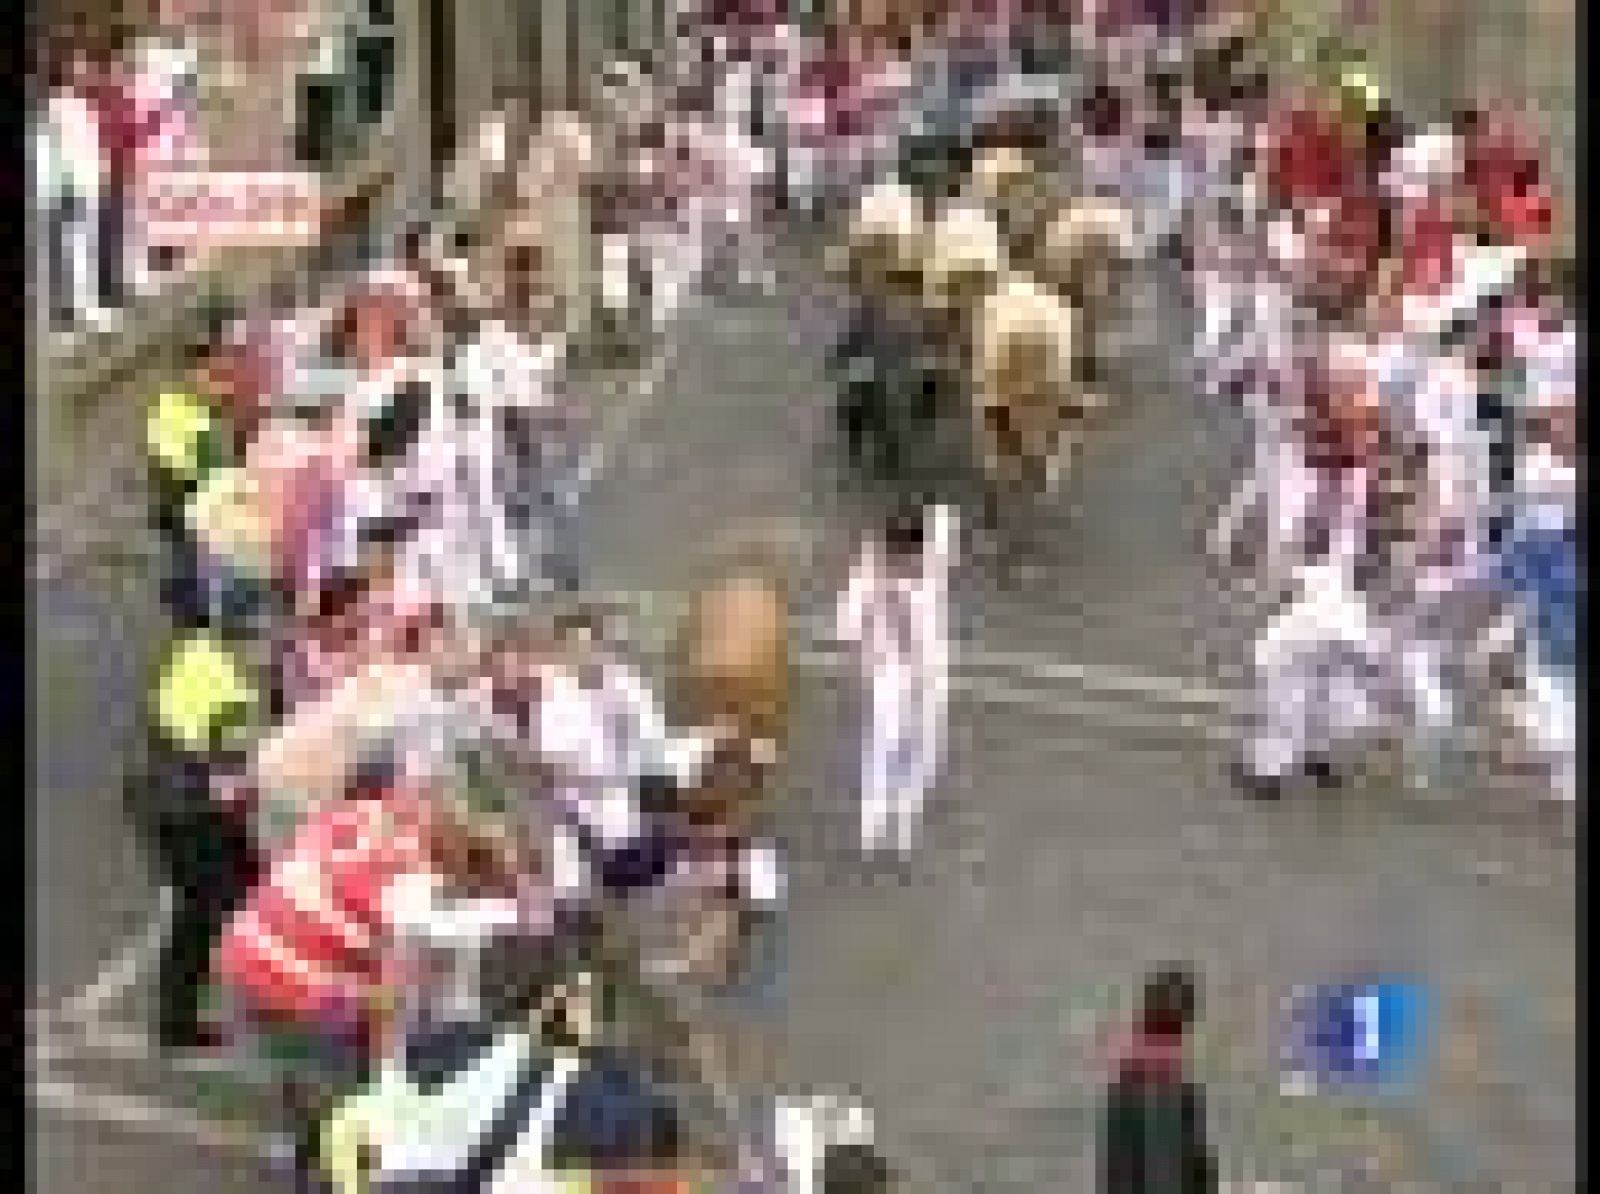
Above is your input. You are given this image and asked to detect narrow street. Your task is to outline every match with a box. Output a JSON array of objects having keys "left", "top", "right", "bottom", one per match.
[{"left": 33, "top": 237, "right": 1577, "bottom": 1191}]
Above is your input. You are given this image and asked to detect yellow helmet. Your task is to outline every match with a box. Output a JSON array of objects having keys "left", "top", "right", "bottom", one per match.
[
  {"left": 147, "top": 389, "right": 221, "bottom": 485},
  {"left": 1337, "top": 60, "right": 1386, "bottom": 120},
  {"left": 155, "top": 633, "right": 261, "bottom": 752}
]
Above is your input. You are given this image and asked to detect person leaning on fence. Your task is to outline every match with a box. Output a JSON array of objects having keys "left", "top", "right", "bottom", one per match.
[{"left": 147, "top": 337, "right": 264, "bottom": 629}]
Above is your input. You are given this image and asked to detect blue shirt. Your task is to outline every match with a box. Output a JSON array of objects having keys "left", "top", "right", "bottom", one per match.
[{"left": 1498, "top": 517, "right": 1577, "bottom": 676}]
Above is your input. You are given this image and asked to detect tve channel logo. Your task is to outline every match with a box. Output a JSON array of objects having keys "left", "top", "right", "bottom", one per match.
[{"left": 1280, "top": 975, "right": 1433, "bottom": 1095}]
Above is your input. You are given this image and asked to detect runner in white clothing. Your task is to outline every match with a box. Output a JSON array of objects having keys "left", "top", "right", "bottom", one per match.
[
  {"left": 531, "top": 613, "right": 722, "bottom": 894},
  {"left": 836, "top": 504, "right": 960, "bottom": 855},
  {"left": 1228, "top": 336, "right": 1394, "bottom": 797}
]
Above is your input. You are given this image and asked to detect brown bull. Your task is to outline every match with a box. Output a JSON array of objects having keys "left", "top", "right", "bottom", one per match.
[
  {"left": 670, "top": 558, "right": 791, "bottom": 782},
  {"left": 655, "top": 560, "right": 791, "bottom": 990}
]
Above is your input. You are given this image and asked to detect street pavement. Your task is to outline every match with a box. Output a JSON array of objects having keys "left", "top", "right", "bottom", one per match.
[{"left": 32, "top": 224, "right": 1575, "bottom": 1194}]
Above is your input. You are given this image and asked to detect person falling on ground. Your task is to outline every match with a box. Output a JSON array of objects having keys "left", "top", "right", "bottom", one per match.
[{"left": 835, "top": 503, "right": 960, "bottom": 857}]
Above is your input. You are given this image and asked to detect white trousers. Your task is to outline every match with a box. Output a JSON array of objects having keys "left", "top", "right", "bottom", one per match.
[
  {"left": 859, "top": 663, "right": 947, "bottom": 852},
  {"left": 600, "top": 233, "right": 636, "bottom": 315},
  {"left": 1196, "top": 273, "right": 1248, "bottom": 370},
  {"left": 1515, "top": 652, "right": 1577, "bottom": 801},
  {"left": 643, "top": 214, "right": 708, "bottom": 330},
  {"left": 46, "top": 192, "right": 101, "bottom": 323},
  {"left": 1247, "top": 579, "right": 1478, "bottom": 783},
  {"left": 1245, "top": 585, "right": 1400, "bottom": 780}
]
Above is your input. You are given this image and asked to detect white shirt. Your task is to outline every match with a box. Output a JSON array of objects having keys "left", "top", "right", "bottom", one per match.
[
  {"left": 382, "top": 868, "right": 523, "bottom": 1019},
  {"left": 1376, "top": 346, "right": 1493, "bottom": 594},
  {"left": 449, "top": 325, "right": 569, "bottom": 594},
  {"left": 454, "top": 321, "right": 564, "bottom": 417},
  {"left": 1247, "top": 437, "right": 1373, "bottom": 589},
  {"left": 327, "top": 357, "right": 451, "bottom": 579},
  {"left": 45, "top": 90, "right": 103, "bottom": 199},
  {"left": 1513, "top": 445, "right": 1577, "bottom": 535},
  {"left": 836, "top": 505, "right": 959, "bottom": 677},
  {"left": 32, "top": 118, "right": 62, "bottom": 208},
  {"left": 368, "top": 1030, "right": 541, "bottom": 1177},
  {"left": 533, "top": 658, "right": 705, "bottom": 848}
]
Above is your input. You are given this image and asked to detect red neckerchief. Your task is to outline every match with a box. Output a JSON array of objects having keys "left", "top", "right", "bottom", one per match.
[
  {"left": 1105, "top": 1026, "right": 1189, "bottom": 1084},
  {"left": 81, "top": 73, "right": 168, "bottom": 175}
]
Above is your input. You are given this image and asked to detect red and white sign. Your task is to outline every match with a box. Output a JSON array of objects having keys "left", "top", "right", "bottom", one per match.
[{"left": 140, "top": 169, "right": 325, "bottom": 252}]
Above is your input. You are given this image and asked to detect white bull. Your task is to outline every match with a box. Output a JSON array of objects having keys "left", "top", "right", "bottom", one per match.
[
  {"left": 841, "top": 178, "right": 930, "bottom": 291},
  {"left": 972, "top": 270, "right": 1106, "bottom": 498}
]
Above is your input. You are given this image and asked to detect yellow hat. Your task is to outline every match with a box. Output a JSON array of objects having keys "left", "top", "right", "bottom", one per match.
[
  {"left": 155, "top": 634, "right": 260, "bottom": 752},
  {"left": 147, "top": 389, "right": 218, "bottom": 483},
  {"left": 1338, "top": 62, "right": 1385, "bottom": 115}
]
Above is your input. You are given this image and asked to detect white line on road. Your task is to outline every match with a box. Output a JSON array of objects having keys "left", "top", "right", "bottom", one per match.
[
  {"left": 790, "top": 642, "right": 1236, "bottom": 741},
  {"left": 31, "top": 1071, "right": 266, "bottom": 1156},
  {"left": 786, "top": 611, "right": 1238, "bottom": 711},
  {"left": 36, "top": 589, "right": 1234, "bottom": 1039},
  {"left": 42, "top": 884, "right": 174, "bottom": 1027},
  {"left": 611, "top": 589, "right": 1238, "bottom": 714},
  {"left": 56, "top": 1019, "right": 267, "bottom": 1078}
]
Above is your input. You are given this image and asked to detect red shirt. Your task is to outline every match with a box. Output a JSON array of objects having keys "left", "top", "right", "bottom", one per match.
[
  {"left": 1102, "top": 1027, "right": 1189, "bottom": 1084},
  {"left": 1314, "top": 190, "right": 1384, "bottom": 286},
  {"left": 792, "top": 51, "right": 878, "bottom": 141},
  {"left": 1399, "top": 198, "right": 1459, "bottom": 295},
  {"left": 1265, "top": 105, "right": 1358, "bottom": 207},
  {"left": 701, "top": 0, "right": 784, "bottom": 32}
]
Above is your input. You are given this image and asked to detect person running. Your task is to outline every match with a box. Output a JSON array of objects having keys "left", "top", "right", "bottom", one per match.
[
  {"left": 1495, "top": 335, "right": 1578, "bottom": 799},
  {"left": 836, "top": 504, "right": 960, "bottom": 857},
  {"left": 529, "top": 609, "right": 723, "bottom": 900},
  {"left": 1229, "top": 335, "right": 1395, "bottom": 797}
]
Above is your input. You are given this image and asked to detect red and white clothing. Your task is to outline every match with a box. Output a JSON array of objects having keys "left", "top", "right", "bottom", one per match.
[
  {"left": 214, "top": 792, "right": 438, "bottom": 1033},
  {"left": 1462, "top": 110, "right": 1556, "bottom": 248},
  {"left": 1260, "top": 103, "right": 1358, "bottom": 210},
  {"left": 785, "top": 47, "right": 909, "bottom": 211},
  {"left": 1239, "top": 477, "right": 1391, "bottom": 783},
  {"left": 836, "top": 505, "right": 960, "bottom": 853},
  {"left": 126, "top": 37, "right": 208, "bottom": 292}
]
